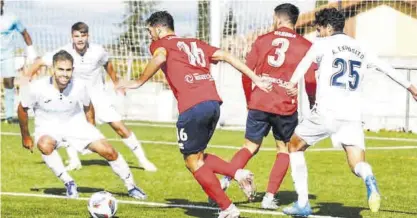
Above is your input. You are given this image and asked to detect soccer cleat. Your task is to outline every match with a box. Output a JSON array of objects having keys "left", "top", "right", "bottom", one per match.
[
  {"left": 208, "top": 176, "right": 231, "bottom": 206},
  {"left": 365, "top": 175, "right": 381, "bottom": 212},
  {"left": 283, "top": 201, "right": 312, "bottom": 217},
  {"left": 261, "top": 194, "right": 279, "bottom": 210},
  {"left": 218, "top": 204, "right": 240, "bottom": 218},
  {"left": 139, "top": 159, "right": 157, "bottom": 172},
  {"left": 128, "top": 186, "right": 147, "bottom": 200},
  {"left": 65, "top": 161, "right": 82, "bottom": 171},
  {"left": 234, "top": 169, "right": 256, "bottom": 201},
  {"left": 64, "top": 181, "right": 79, "bottom": 199}
]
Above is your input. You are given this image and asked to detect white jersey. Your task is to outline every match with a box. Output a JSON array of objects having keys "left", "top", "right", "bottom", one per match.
[
  {"left": 291, "top": 34, "right": 411, "bottom": 121},
  {"left": 21, "top": 77, "right": 91, "bottom": 128},
  {"left": 0, "top": 13, "right": 25, "bottom": 60},
  {"left": 42, "top": 43, "right": 109, "bottom": 88}
]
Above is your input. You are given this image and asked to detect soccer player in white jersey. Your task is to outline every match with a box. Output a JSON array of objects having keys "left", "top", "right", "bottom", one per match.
[
  {"left": 18, "top": 50, "right": 147, "bottom": 200},
  {"left": 281, "top": 8, "right": 417, "bottom": 216},
  {"left": 0, "top": 0, "right": 37, "bottom": 124},
  {"left": 26, "top": 22, "right": 157, "bottom": 172}
]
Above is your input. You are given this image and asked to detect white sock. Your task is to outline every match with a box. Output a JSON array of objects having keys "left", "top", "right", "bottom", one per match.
[
  {"left": 122, "top": 132, "right": 147, "bottom": 161},
  {"left": 290, "top": 151, "right": 309, "bottom": 207},
  {"left": 42, "top": 150, "right": 73, "bottom": 184},
  {"left": 66, "top": 146, "right": 81, "bottom": 164},
  {"left": 354, "top": 162, "right": 373, "bottom": 181},
  {"left": 108, "top": 153, "right": 135, "bottom": 190}
]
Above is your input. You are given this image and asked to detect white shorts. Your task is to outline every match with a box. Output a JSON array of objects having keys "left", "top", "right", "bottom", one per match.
[
  {"left": 34, "top": 119, "right": 105, "bottom": 154},
  {"left": 90, "top": 88, "right": 122, "bottom": 125},
  {"left": 0, "top": 58, "right": 16, "bottom": 78},
  {"left": 295, "top": 111, "right": 365, "bottom": 150}
]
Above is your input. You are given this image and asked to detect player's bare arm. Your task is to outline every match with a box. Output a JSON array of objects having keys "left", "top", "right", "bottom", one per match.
[
  {"left": 116, "top": 47, "right": 166, "bottom": 91},
  {"left": 17, "top": 103, "right": 34, "bottom": 152},
  {"left": 211, "top": 50, "right": 272, "bottom": 93},
  {"left": 104, "top": 61, "right": 119, "bottom": 86},
  {"left": 84, "top": 102, "right": 96, "bottom": 126},
  {"left": 25, "top": 58, "right": 46, "bottom": 79}
]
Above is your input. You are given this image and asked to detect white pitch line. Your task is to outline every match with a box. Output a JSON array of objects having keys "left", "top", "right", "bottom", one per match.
[
  {"left": 124, "top": 122, "right": 417, "bottom": 142},
  {"left": 1, "top": 132, "right": 417, "bottom": 152},
  {"left": 0, "top": 192, "right": 340, "bottom": 218}
]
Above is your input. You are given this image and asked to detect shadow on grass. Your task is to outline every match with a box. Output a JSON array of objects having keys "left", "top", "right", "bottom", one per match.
[{"left": 315, "top": 202, "right": 417, "bottom": 218}]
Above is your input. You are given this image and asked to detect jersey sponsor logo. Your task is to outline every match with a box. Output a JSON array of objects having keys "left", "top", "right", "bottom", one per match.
[
  {"left": 261, "top": 74, "right": 291, "bottom": 87},
  {"left": 184, "top": 73, "right": 213, "bottom": 84}
]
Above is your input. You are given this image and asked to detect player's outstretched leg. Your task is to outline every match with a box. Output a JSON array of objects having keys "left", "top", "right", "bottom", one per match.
[
  {"left": 344, "top": 145, "right": 381, "bottom": 212},
  {"left": 283, "top": 135, "right": 312, "bottom": 216},
  {"left": 37, "top": 135, "right": 78, "bottom": 198},
  {"left": 65, "top": 145, "right": 82, "bottom": 171},
  {"left": 212, "top": 139, "right": 258, "bottom": 204},
  {"left": 88, "top": 139, "right": 147, "bottom": 200},
  {"left": 110, "top": 121, "right": 157, "bottom": 172},
  {"left": 185, "top": 152, "right": 240, "bottom": 218}
]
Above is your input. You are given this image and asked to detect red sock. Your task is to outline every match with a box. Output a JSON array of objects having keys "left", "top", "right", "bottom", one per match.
[
  {"left": 230, "top": 147, "right": 253, "bottom": 170},
  {"left": 204, "top": 154, "right": 237, "bottom": 177},
  {"left": 193, "top": 164, "right": 232, "bottom": 210},
  {"left": 266, "top": 153, "right": 290, "bottom": 194}
]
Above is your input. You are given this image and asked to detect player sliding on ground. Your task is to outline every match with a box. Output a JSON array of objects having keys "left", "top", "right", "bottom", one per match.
[
  {"left": 215, "top": 3, "right": 317, "bottom": 209},
  {"left": 25, "top": 22, "right": 157, "bottom": 172},
  {"left": 18, "top": 50, "right": 147, "bottom": 200},
  {"left": 116, "top": 11, "right": 272, "bottom": 218},
  {"left": 281, "top": 8, "right": 417, "bottom": 216}
]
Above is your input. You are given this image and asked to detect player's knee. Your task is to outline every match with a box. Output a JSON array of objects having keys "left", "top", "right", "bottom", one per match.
[
  {"left": 243, "top": 139, "right": 260, "bottom": 154},
  {"left": 288, "top": 135, "right": 305, "bottom": 153},
  {"left": 105, "top": 146, "right": 118, "bottom": 161},
  {"left": 276, "top": 140, "right": 288, "bottom": 153},
  {"left": 184, "top": 153, "right": 204, "bottom": 172},
  {"left": 37, "top": 137, "right": 55, "bottom": 155}
]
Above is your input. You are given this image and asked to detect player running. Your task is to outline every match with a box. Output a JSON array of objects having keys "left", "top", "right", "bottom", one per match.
[
  {"left": 281, "top": 8, "right": 417, "bottom": 216},
  {"left": 1, "top": 0, "right": 37, "bottom": 124},
  {"left": 216, "top": 3, "right": 317, "bottom": 209},
  {"left": 18, "top": 50, "right": 147, "bottom": 200},
  {"left": 116, "top": 11, "right": 272, "bottom": 218},
  {"left": 26, "top": 22, "right": 157, "bottom": 172}
]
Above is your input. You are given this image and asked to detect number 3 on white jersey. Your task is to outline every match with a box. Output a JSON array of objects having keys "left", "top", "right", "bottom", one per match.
[
  {"left": 268, "top": 38, "right": 290, "bottom": 67},
  {"left": 177, "top": 41, "right": 206, "bottom": 67}
]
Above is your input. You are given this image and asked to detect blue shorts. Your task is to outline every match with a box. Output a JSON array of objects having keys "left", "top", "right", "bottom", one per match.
[
  {"left": 245, "top": 109, "right": 298, "bottom": 144},
  {"left": 176, "top": 100, "right": 220, "bottom": 155}
]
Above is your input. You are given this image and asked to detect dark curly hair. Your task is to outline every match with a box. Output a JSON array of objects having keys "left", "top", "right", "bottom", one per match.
[
  {"left": 314, "top": 8, "right": 345, "bottom": 32},
  {"left": 146, "top": 11, "right": 175, "bottom": 31}
]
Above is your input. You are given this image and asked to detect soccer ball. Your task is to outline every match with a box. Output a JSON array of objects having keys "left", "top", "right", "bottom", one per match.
[{"left": 87, "top": 191, "right": 118, "bottom": 218}]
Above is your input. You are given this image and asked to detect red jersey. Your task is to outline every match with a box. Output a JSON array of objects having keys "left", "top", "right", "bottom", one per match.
[
  {"left": 242, "top": 27, "right": 317, "bottom": 115},
  {"left": 150, "top": 35, "right": 222, "bottom": 114}
]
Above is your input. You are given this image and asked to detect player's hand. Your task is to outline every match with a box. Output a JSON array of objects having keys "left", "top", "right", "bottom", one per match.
[
  {"left": 282, "top": 82, "right": 298, "bottom": 97},
  {"left": 22, "top": 136, "right": 34, "bottom": 153},
  {"left": 254, "top": 77, "right": 273, "bottom": 93},
  {"left": 408, "top": 85, "right": 417, "bottom": 102}
]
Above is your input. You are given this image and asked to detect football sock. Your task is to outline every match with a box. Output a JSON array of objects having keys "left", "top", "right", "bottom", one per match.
[
  {"left": 66, "top": 146, "right": 81, "bottom": 164},
  {"left": 42, "top": 150, "right": 73, "bottom": 184},
  {"left": 290, "top": 151, "right": 309, "bottom": 208},
  {"left": 204, "top": 153, "right": 237, "bottom": 178},
  {"left": 354, "top": 162, "right": 373, "bottom": 181},
  {"left": 193, "top": 164, "right": 232, "bottom": 210},
  {"left": 227, "top": 147, "right": 253, "bottom": 180},
  {"left": 108, "top": 153, "right": 135, "bottom": 190},
  {"left": 4, "top": 88, "right": 15, "bottom": 119},
  {"left": 122, "top": 132, "right": 147, "bottom": 161},
  {"left": 266, "top": 152, "right": 289, "bottom": 194}
]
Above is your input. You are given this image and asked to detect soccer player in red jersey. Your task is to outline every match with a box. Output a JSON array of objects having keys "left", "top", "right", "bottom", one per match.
[
  {"left": 219, "top": 3, "right": 317, "bottom": 209},
  {"left": 117, "top": 11, "right": 272, "bottom": 218}
]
